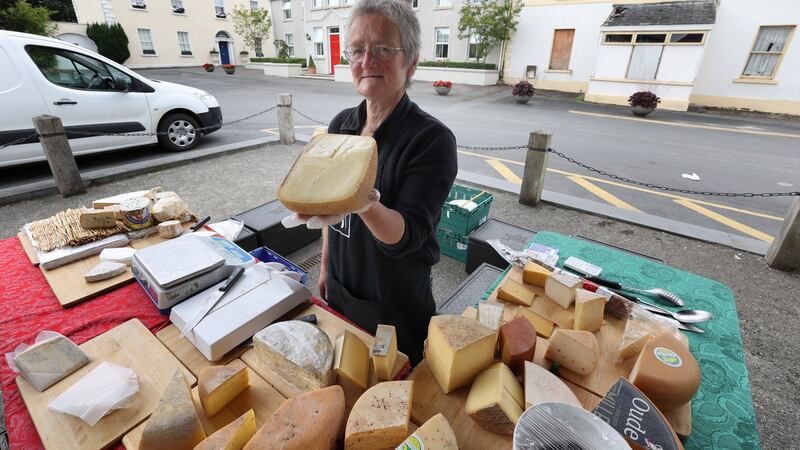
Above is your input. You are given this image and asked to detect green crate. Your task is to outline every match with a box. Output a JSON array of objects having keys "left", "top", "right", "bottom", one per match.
[
  {"left": 439, "top": 184, "right": 493, "bottom": 236},
  {"left": 437, "top": 228, "right": 469, "bottom": 262}
]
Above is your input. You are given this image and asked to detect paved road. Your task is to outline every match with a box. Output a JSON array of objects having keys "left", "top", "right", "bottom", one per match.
[{"left": 3, "top": 67, "right": 799, "bottom": 244}]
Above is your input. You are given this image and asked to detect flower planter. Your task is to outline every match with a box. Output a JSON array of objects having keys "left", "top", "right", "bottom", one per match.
[
  {"left": 435, "top": 86, "right": 451, "bottom": 95},
  {"left": 513, "top": 95, "right": 532, "bottom": 104},
  {"left": 203, "top": 65, "right": 215, "bottom": 72},
  {"left": 631, "top": 105, "right": 655, "bottom": 116},
  {"left": 224, "top": 68, "right": 235, "bottom": 74}
]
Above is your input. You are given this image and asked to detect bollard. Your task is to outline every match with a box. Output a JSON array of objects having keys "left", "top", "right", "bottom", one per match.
[
  {"left": 276, "top": 93, "right": 295, "bottom": 145},
  {"left": 519, "top": 131, "right": 551, "bottom": 206},
  {"left": 766, "top": 197, "right": 800, "bottom": 271},
  {"left": 32, "top": 115, "right": 86, "bottom": 197}
]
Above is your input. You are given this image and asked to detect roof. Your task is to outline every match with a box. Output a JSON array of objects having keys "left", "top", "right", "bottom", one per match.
[{"left": 603, "top": 0, "right": 716, "bottom": 27}]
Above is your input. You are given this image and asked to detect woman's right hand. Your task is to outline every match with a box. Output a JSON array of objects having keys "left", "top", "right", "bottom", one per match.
[{"left": 317, "top": 265, "right": 329, "bottom": 304}]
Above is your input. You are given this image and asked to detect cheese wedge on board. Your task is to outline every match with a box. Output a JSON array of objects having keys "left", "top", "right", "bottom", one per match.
[
  {"left": 345, "top": 380, "right": 413, "bottom": 450},
  {"left": 497, "top": 279, "right": 534, "bottom": 306},
  {"left": 465, "top": 362, "right": 524, "bottom": 435},
  {"left": 629, "top": 333, "right": 701, "bottom": 411},
  {"left": 193, "top": 409, "right": 256, "bottom": 450},
  {"left": 334, "top": 330, "right": 370, "bottom": 390},
  {"left": 545, "top": 272, "right": 582, "bottom": 309},
  {"left": 396, "top": 413, "right": 457, "bottom": 450},
  {"left": 426, "top": 315, "right": 497, "bottom": 394},
  {"left": 545, "top": 329, "right": 600, "bottom": 375},
  {"left": 372, "top": 324, "right": 398, "bottom": 382},
  {"left": 198, "top": 364, "right": 250, "bottom": 417},
  {"left": 515, "top": 308, "right": 554, "bottom": 338},
  {"left": 573, "top": 289, "right": 606, "bottom": 332},
  {"left": 522, "top": 262, "right": 550, "bottom": 287},
  {"left": 477, "top": 301, "right": 504, "bottom": 331},
  {"left": 13, "top": 334, "right": 89, "bottom": 392},
  {"left": 523, "top": 361, "right": 581, "bottom": 409},
  {"left": 499, "top": 316, "right": 536, "bottom": 376},
  {"left": 140, "top": 370, "right": 206, "bottom": 450},
  {"left": 84, "top": 261, "right": 127, "bottom": 282}
]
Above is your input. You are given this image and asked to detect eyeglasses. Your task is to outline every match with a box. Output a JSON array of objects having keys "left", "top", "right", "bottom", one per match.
[{"left": 343, "top": 45, "right": 405, "bottom": 62}]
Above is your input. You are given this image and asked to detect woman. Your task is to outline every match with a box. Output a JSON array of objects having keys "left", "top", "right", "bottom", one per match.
[{"left": 312, "top": 0, "right": 457, "bottom": 365}]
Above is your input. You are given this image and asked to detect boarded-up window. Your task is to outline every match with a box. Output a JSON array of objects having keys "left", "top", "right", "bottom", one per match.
[
  {"left": 627, "top": 45, "right": 663, "bottom": 80},
  {"left": 549, "top": 29, "right": 574, "bottom": 70}
]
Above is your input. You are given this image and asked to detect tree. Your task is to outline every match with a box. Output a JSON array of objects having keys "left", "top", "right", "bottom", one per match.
[
  {"left": 0, "top": 0, "right": 56, "bottom": 36},
  {"left": 86, "top": 22, "right": 130, "bottom": 64},
  {"left": 457, "top": 0, "right": 523, "bottom": 65},
  {"left": 273, "top": 39, "right": 289, "bottom": 59},
  {"left": 231, "top": 5, "right": 271, "bottom": 54},
  {"left": 29, "top": 0, "right": 75, "bottom": 23}
]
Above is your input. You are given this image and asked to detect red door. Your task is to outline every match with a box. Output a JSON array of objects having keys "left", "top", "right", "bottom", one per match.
[{"left": 329, "top": 33, "right": 340, "bottom": 74}]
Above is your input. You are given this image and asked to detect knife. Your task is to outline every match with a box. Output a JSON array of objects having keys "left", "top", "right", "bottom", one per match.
[
  {"left": 180, "top": 216, "right": 211, "bottom": 236},
  {"left": 179, "top": 266, "right": 246, "bottom": 338}
]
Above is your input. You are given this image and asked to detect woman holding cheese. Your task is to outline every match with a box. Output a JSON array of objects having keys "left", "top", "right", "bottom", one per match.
[{"left": 294, "top": 0, "right": 457, "bottom": 365}]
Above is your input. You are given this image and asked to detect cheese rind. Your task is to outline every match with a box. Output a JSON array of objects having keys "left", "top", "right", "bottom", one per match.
[
  {"left": 244, "top": 385, "right": 345, "bottom": 450},
  {"left": 193, "top": 409, "right": 256, "bottom": 450},
  {"left": 617, "top": 316, "right": 657, "bottom": 363},
  {"left": 545, "top": 273, "right": 582, "bottom": 309},
  {"left": 99, "top": 247, "right": 137, "bottom": 265},
  {"left": 79, "top": 208, "right": 117, "bottom": 229},
  {"left": 334, "top": 330, "right": 370, "bottom": 390},
  {"left": 372, "top": 324, "right": 398, "bottom": 382},
  {"left": 426, "top": 315, "right": 497, "bottom": 394},
  {"left": 497, "top": 279, "right": 535, "bottom": 306},
  {"left": 477, "top": 301, "right": 504, "bottom": 331},
  {"left": 198, "top": 365, "right": 250, "bottom": 417},
  {"left": 84, "top": 261, "right": 127, "bottom": 282},
  {"left": 545, "top": 329, "right": 600, "bottom": 375},
  {"left": 465, "top": 362, "right": 524, "bottom": 435},
  {"left": 515, "top": 308, "right": 554, "bottom": 338},
  {"left": 499, "top": 316, "right": 536, "bottom": 376},
  {"left": 629, "top": 333, "right": 701, "bottom": 411},
  {"left": 522, "top": 262, "right": 550, "bottom": 287},
  {"left": 523, "top": 361, "right": 581, "bottom": 409},
  {"left": 13, "top": 335, "right": 89, "bottom": 392},
  {"left": 573, "top": 289, "right": 606, "bottom": 332},
  {"left": 140, "top": 370, "right": 206, "bottom": 450},
  {"left": 396, "top": 413, "right": 457, "bottom": 450},
  {"left": 158, "top": 220, "right": 183, "bottom": 239},
  {"left": 345, "top": 380, "right": 413, "bottom": 450}
]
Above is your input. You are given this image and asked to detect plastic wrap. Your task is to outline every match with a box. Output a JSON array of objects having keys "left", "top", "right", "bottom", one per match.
[
  {"left": 207, "top": 218, "right": 245, "bottom": 241},
  {"left": 5, "top": 331, "right": 90, "bottom": 392},
  {"left": 513, "top": 402, "right": 631, "bottom": 450},
  {"left": 617, "top": 303, "right": 682, "bottom": 363},
  {"left": 152, "top": 191, "right": 188, "bottom": 222}
]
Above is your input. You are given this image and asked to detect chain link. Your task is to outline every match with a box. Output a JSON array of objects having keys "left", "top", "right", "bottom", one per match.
[
  {"left": 459, "top": 144, "right": 532, "bottom": 151},
  {"left": 290, "top": 106, "right": 329, "bottom": 126},
  {"left": 0, "top": 133, "right": 40, "bottom": 150}
]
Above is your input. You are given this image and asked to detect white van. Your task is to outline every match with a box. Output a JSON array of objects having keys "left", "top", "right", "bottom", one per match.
[{"left": 0, "top": 30, "right": 223, "bottom": 168}]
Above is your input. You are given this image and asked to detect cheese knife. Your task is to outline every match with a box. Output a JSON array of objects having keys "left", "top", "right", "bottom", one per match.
[{"left": 179, "top": 266, "right": 245, "bottom": 338}]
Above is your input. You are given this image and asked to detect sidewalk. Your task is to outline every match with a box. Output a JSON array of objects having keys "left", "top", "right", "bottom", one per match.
[{"left": 0, "top": 142, "right": 797, "bottom": 448}]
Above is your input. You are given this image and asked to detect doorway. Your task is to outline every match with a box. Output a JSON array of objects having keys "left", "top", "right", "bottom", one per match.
[{"left": 329, "top": 27, "right": 340, "bottom": 74}]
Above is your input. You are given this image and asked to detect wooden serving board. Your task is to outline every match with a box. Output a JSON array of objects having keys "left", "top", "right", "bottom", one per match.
[
  {"left": 17, "top": 231, "right": 39, "bottom": 264},
  {"left": 17, "top": 319, "right": 196, "bottom": 450},
  {"left": 156, "top": 324, "right": 249, "bottom": 378}
]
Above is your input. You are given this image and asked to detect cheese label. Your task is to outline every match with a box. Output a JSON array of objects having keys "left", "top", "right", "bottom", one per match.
[
  {"left": 654, "top": 347, "right": 683, "bottom": 367},
  {"left": 397, "top": 434, "right": 424, "bottom": 450},
  {"left": 372, "top": 326, "right": 393, "bottom": 356}
]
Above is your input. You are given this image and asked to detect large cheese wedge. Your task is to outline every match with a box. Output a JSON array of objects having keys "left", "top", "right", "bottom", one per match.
[
  {"left": 278, "top": 134, "right": 378, "bottom": 215},
  {"left": 253, "top": 321, "right": 335, "bottom": 393},
  {"left": 545, "top": 329, "right": 600, "bottom": 375},
  {"left": 140, "top": 370, "right": 206, "bottom": 450},
  {"left": 477, "top": 301, "right": 504, "bottom": 331},
  {"left": 84, "top": 261, "right": 127, "bottom": 282},
  {"left": 426, "top": 315, "right": 497, "bottom": 394},
  {"left": 372, "top": 324, "right": 398, "bottom": 382},
  {"left": 465, "top": 362, "right": 524, "bottom": 435},
  {"left": 544, "top": 272, "right": 581, "bottom": 309},
  {"left": 198, "top": 364, "right": 250, "bottom": 417},
  {"left": 629, "top": 333, "right": 701, "bottom": 411},
  {"left": 522, "top": 262, "right": 550, "bottom": 287},
  {"left": 573, "top": 288, "right": 606, "bottom": 332},
  {"left": 499, "top": 316, "right": 536, "bottom": 376},
  {"left": 244, "top": 385, "right": 345, "bottom": 450},
  {"left": 13, "top": 334, "right": 89, "bottom": 392},
  {"left": 345, "top": 380, "right": 413, "bottom": 450},
  {"left": 496, "top": 279, "right": 534, "bottom": 306},
  {"left": 523, "top": 361, "right": 581, "bottom": 409},
  {"left": 396, "top": 413, "right": 457, "bottom": 450},
  {"left": 334, "top": 330, "right": 370, "bottom": 390},
  {"left": 515, "top": 308, "right": 554, "bottom": 338},
  {"left": 617, "top": 316, "right": 657, "bottom": 363},
  {"left": 80, "top": 208, "right": 117, "bottom": 229},
  {"left": 194, "top": 409, "right": 256, "bottom": 450}
]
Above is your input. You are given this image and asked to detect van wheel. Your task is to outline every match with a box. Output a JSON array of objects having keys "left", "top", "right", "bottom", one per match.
[{"left": 158, "top": 113, "right": 200, "bottom": 151}]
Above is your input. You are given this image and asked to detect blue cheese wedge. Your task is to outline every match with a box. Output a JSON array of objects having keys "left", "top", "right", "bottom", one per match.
[
  {"left": 84, "top": 261, "right": 127, "bottom": 282},
  {"left": 13, "top": 335, "right": 89, "bottom": 392}
]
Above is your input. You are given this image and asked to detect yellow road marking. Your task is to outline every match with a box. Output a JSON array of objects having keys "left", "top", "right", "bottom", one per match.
[
  {"left": 486, "top": 159, "right": 522, "bottom": 184},
  {"left": 568, "top": 176, "right": 641, "bottom": 212},
  {"left": 674, "top": 199, "right": 774, "bottom": 242},
  {"left": 569, "top": 110, "right": 800, "bottom": 140},
  {"left": 457, "top": 149, "right": 783, "bottom": 221}
]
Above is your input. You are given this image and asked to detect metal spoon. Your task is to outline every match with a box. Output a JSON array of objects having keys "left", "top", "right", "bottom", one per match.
[{"left": 636, "top": 298, "right": 714, "bottom": 324}]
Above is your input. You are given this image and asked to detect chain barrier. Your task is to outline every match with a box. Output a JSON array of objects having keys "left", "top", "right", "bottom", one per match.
[
  {"left": 0, "top": 133, "right": 40, "bottom": 150},
  {"left": 290, "top": 106, "right": 329, "bottom": 126}
]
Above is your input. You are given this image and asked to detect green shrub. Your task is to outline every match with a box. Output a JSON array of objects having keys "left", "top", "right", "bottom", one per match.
[
  {"left": 418, "top": 60, "right": 497, "bottom": 70},
  {"left": 307, "top": 55, "right": 316, "bottom": 69},
  {"left": 86, "top": 22, "right": 130, "bottom": 64},
  {"left": 250, "top": 57, "right": 307, "bottom": 68},
  {"left": 0, "top": 0, "right": 56, "bottom": 36},
  {"left": 338, "top": 56, "right": 349, "bottom": 65}
]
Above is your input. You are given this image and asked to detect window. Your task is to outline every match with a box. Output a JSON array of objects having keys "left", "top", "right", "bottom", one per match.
[
  {"left": 313, "top": 27, "right": 324, "bottom": 56},
  {"left": 312, "top": 0, "right": 321, "bottom": 8},
  {"left": 436, "top": 0, "right": 451, "bottom": 7},
  {"left": 604, "top": 33, "right": 632, "bottom": 44},
  {"left": 138, "top": 28, "right": 156, "bottom": 55},
  {"left": 282, "top": 0, "right": 291, "bottom": 19},
  {"left": 26, "top": 46, "right": 133, "bottom": 91},
  {"left": 467, "top": 31, "right": 480, "bottom": 60},
  {"left": 131, "top": 0, "right": 146, "bottom": 9},
  {"left": 411, "top": 0, "right": 417, "bottom": 7},
  {"left": 549, "top": 29, "right": 574, "bottom": 70},
  {"left": 177, "top": 31, "right": 192, "bottom": 55},
  {"left": 171, "top": 0, "right": 184, "bottom": 13},
  {"left": 670, "top": 32, "right": 704, "bottom": 44},
  {"left": 627, "top": 45, "right": 662, "bottom": 80},
  {"left": 254, "top": 38, "right": 263, "bottom": 57},
  {"left": 603, "top": 31, "right": 705, "bottom": 45},
  {"left": 285, "top": 33, "right": 294, "bottom": 56},
  {"left": 635, "top": 33, "right": 666, "bottom": 44},
  {"left": 250, "top": 0, "right": 257, "bottom": 10},
  {"left": 214, "top": 0, "right": 226, "bottom": 18},
  {"left": 434, "top": 27, "right": 449, "bottom": 58},
  {"left": 742, "top": 26, "right": 794, "bottom": 78}
]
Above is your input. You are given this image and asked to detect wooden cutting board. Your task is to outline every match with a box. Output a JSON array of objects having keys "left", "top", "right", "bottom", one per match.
[
  {"left": 17, "top": 231, "right": 39, "bottom": 264},
  {"left": 16, "top": 319, "right": 196, "bottom": 450},
  {"left": 156, "top": 324, "right": 250, "bottom": 378}
]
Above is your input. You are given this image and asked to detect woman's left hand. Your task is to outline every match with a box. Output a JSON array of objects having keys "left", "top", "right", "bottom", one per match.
[{"left": 281, "top": 190, "right": 381, "bottom": 229}]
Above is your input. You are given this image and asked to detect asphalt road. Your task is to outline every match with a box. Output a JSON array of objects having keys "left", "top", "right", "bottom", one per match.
[{"left": 3, "top": 67, "right": 799, "bottom": 244}]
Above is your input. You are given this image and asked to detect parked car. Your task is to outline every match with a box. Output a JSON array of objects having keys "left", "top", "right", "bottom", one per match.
[{"left": 0, "top": 30, "right": 223, "bottom": 168}]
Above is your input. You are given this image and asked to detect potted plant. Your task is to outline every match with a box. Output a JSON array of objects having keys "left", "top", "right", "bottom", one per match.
[
  {"left": 433, "top": 80, "right": 452, "bottom": 95},
  {"left": 339, "top": 56, "right": 349, "bottom": 65},
  {"left": 202, "top": 63, "right": 215, "bottom": 72},
  {"left": 223, "top": 64, "right": 236, "bottom": 74},
  {"left": 628, "top": 91, "right": 660, "bottom": 116},
  {"left": 307, "top": 56, "right": 317, "bottom": 75},
  {"left": 512, "top": 80, "right": 534, "bottom": 104}
]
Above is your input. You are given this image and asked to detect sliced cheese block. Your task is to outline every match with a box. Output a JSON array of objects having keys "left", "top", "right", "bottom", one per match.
[
  {"left": 544, "top": 272, "right": 582, "bottom": 309},
  {"left": 278, "top": 134, "right": 378, "bottom": 215},
  {"left": 465, "top": 362, "right": 524, "bottom": 435},
  {"left": 99, "top": 247, "right": 137, "bottom": 265},
  {"left": 522, "top": 262, "right": 550, "bottom": 287},
  {"left": 13, "top": 335, "right": 89, "bottom": 392},
  {"left": 523, "top": 361, "right": 581, "bottom": 409},
  {"left": 372, "top": 324, "right": 398, "bottom": 382},
  {"left": 198, "top": 364, "right": 250, "bottom": 417},
  {"left": 629, "top": 333, "right": 701, "bottom": 411},
  {"left": 84, "top": 261, "right": 127, "bottom": 282},
  {"left": 496, "top": 279, "right": 534, "bottom": 306},
  {"left": 194, "top": 409, "right": 256, "bottom": 450},
  {"left": 546, "top": 329, "right": 600, "bottom": 375},
  {"left": 158, "top": 220, "right": 183, "bottom": 239},
  {"left": 334, "top": 329, "right": 370, "bottom": 390},
  {"left": 499, "top": 316, "right": 536, "bottom": 376},
  {"left": 345, "top": 380, "right": 413, "bottom": 450},
  {"left": 426, "top": 315, "right": 497, "bottom": 394},
  {"left": 396, "top": 413, "right": 457, "bottom": 450},
  {"left": 79, "top": 208, "right": 117, "bottom": 229},
  {"left": 617, "top": 316, "right": 657, "bottom": 363},
  {"left": 477, "top": 301, "right": 504, "bottom": 331},
  {"left": 573, "top": 288, "right": 606, "bottom": 332},
  {"left": 515, "top": 308, "right": 554, "bottom": 338},
  {"left": 244, "top": 385, "right": 345, "bottom": 450},
  {"left": 253, "top": 321, "right": 335, "bottom": 393},
  {"left": 140, "top": 370, "right": 206, "bottom": 450}
]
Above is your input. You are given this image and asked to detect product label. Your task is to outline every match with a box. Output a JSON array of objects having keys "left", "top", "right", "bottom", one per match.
[
  {"left": 397, "top": 434, "right": 424, "bottom": 450},
  {"left": 654, "top": 347, "right": 683, "bottom": 367}
]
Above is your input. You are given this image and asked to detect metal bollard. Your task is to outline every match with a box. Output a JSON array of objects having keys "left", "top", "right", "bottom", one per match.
[
  {"left": 519, "top": 131, "right": 551, "bottom": 206},
  {"left": 32, "top": 115, "right": 86, "bottom": 197},
  {"left": 766, "top": 197, "right": 800, "bottom": 271},
  {"left": 276, "top": 93, "right": 295, "bottom": 145}
]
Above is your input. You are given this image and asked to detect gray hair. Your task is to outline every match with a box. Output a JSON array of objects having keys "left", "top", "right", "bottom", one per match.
[{"left": 348, "top": 0, "right": 420, "bottom": 86}]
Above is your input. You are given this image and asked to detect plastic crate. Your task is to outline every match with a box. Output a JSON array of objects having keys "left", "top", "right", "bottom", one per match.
[
  {"left": 439, "top": 184, "right": 493, "bottom": 236},
  {"left": 249, "top": 246, "right": 308, "bottom": 285},
  {"left": 437, "top": 228, "right": 469, "bottom": 262}
]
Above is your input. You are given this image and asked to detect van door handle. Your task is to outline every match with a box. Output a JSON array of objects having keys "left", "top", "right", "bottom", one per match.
[{"left": 54, "top": 99, "right": 77, "bottom": 105}]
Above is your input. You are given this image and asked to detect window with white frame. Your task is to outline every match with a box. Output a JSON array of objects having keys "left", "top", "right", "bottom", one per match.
[
  {"left": 742, "top": 26, "right": 794, "bottom": 78},
  {"left": 326, "top": 0, "right": 339, "bottom": 7},
  {"left": 312, "top": 0, "right": 321, "bottom": 8},
  {"left": 467, "top": 30, "right": 480, "bottom": 60},
  {"left": 177, "top": 31, "right": 192, "bottom": 55},
  {"left": 131, "top": 0, "right": 146, "bottom": 9},
  {"left": 285, "top": 33, "right": 294, "bottom": 56},
  {"left": 411, "top": 0, "right": 417, "bottom": 7},
  {"left": 137, "top": 28, "right": 156, "bottom": 54},
  {"left": 254, "top": 38, "right": 263, "bottom": 57},
  {"left": 214, "top": 0, "right": 226, "bottom": 18},
  {"left": 282, "top": 0, "right": 291, "bottom": 20},
  {"left": 434, "top": 27, "right": 449, "bottom": 58},
  {"left": 435, "top": 0, "right": 452, "bottom": 7},
  {"left": 313, "top": 27, "right": 324, "bottom": 56},
  {"left": 250, "top": 0, "right": 257, "bottom": 10},
  {"left": 171, "top": 0, "right": 184, "bottom": 13}
]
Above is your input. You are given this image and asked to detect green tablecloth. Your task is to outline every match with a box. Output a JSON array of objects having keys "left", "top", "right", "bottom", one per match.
[{"left": 483, "top": 231, "right": 761, "bottom": 449}]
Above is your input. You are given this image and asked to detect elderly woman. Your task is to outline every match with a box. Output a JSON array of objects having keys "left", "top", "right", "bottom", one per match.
[{"left": 319, "top": 0, "right": 457, "bottom": 365}]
